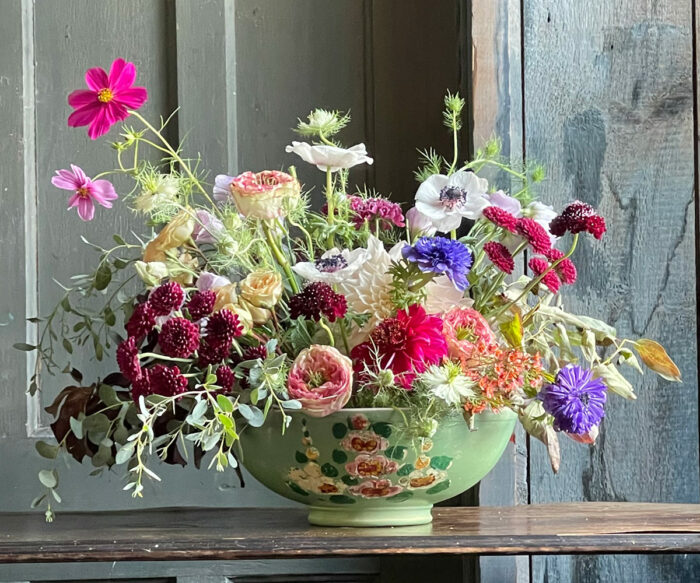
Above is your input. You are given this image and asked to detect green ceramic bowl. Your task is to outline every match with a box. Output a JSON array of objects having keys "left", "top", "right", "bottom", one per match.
[{"left": 239, "top": 407, "right": 516, "bottom": 526}]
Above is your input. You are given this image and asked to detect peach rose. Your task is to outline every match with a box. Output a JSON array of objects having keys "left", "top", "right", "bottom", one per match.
[
  {"left": 239, "top": 270, "right": 283, "bottom": 309},
  {"left": 143, "top": 209, "right": 195, "bottom": 261},
  {"left": 287, "top": 345, "right": 353, "bottom": 417},
  {"left": 230, "top": 170, "right": 300, "bottom": 220}
]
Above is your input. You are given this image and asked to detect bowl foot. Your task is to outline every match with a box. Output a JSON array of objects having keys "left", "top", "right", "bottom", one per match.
[{"left": 307, "top": 504, "right": 434, "bottom": 527}]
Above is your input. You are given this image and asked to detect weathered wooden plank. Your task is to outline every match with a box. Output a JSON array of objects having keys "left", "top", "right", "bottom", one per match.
[
  {"left": 523, "top": 1, "right": 700, "bottom": 581},
  {"left": 234, "top": 0, "right": 369, "bottom": 206},
  {"left": 1, "top": 503, "right": 699, "bottom": 564}
]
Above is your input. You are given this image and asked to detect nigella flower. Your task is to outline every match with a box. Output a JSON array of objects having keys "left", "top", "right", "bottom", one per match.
[
  {"left": 285, "top": 141, "right": 373, "bottom": 172},
  {"left": 68, "top": 58, "right": 147, "bottom": 139},
  {"left": 414, "top": 170, "right": 489, "bottom": 232},
  {"left": 540, "top": 364, "right": 607, "bottom": 435},
  {"left": 51, "top": 165, "right": 118, "bottom": 221},
  {"left": 402, "top": 236, "right": 473, "bottom": 292}
]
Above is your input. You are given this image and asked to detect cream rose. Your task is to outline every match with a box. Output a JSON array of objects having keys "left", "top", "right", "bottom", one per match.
[
  {"left": 143, "top": 209, "right": 195, "bottom": 262},
  {"left": 230, "top": 170, "right": 300, "bottom": 220},
  {"left": 239, "top": 270, "right": 283, "bottom": 309}
]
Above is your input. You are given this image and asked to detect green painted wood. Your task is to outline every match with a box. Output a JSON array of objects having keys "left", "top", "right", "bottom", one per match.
[{"left": 522, "top": 1, "right": 700, "bottom": 581}]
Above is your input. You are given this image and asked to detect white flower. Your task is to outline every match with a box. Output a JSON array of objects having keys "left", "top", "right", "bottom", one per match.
[
  {"left": 285, "top": 141, "right": 374, "bottom": 172},
  {"left": 424, "top": 275, "right": 474, "bottom": 314},
  {"left": 406, "top": 206, "right": 437, "bottom": 238},
  {"left": 337, "top": 236, "right": 404, "bottom": 344},
  {"left": 415, "top": 170, "right": 489, "bottom": 232},
  {"left": 421, "top": 363, "right": 476, "bottom": 406},
  {"left": 292, "top": 247, "right": 367, "bottom": 284}
]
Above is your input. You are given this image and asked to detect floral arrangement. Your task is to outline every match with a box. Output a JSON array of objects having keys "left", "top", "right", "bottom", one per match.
[{"left": 22, "top": 59, "right": 681, "bottom": 520}]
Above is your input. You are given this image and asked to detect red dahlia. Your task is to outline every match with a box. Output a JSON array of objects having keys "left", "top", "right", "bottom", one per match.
[
  {"left": 158, "top": 317, "right": 200, "bottom": 358},
  {"left": 482, "top": 206, "right": 518, "bottom": 233},
  {"left": 148, "top": 281, "right": 184, "bottom": 316},
  {"left": 516, "top": 217, "right": 552, "bottom": 255},
  {"left": 116, "top": 336, "right": 142, "bottom": 381},
  {"left": 149, "top": 364, "right": 188, "bottom": 398},
  {"left": 125, "top": 302, "right": 156, "bottom": 340},
  {"left": 289, "top": 282, "right": 347, "bottom": 322},
  {"left": 549, "top": 201, "right": 606, "bottom": 240},
  {"left": 483, "top": 241, "right": 515, "bottom": 274},
  {"left": 350, "top": 304, "right": 448, "bottom": 389},
  {"left": 528, "top": 257, "right": 561, "bottom": 293},
  {"left": 204, "top": 308, "right": 243, "bottom": 348},
  {"left": 186, "top": 290, "right": 216, "bottom": 320}
]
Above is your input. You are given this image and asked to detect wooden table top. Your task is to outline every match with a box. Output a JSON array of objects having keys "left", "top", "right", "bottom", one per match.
[{"left": 1, "top": 503, "right": 699, "bottom": 563}]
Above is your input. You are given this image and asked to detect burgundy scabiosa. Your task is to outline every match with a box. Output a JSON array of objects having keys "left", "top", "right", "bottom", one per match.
[
  {"left": 516, "top": 217, "right": 552, "bottom": 254},
  {"left": 482, "top": 206, "right": 518, "bottom": 233},
  {"left": 549, "top": 201, "right": 607, "bottom": 240},
  {"left": 350, "top": 304, "right": 448, "bottom": 389},
  {"left": 540, "top": 364, "right": 607, "bottom": 434},
  {"left": 545, "top": 248, "right": 577, "bottom": 285},
  {"left": 186, "top": 290, "right": 216, "bottom": 320},
  {"left": 402, "top": 236, "right": 473, "bottom": 292},
  {"left": 348, "top": 196, "right": 405, "bottom": 230},
  {"left": 289, "top": 282, "right": 348, "bottom": 322},
  {"left": 68, "top": 58, "right": 148, "bottom": 139},
  {"left": 158, "top": 317, "right": 200, "bottom": 358},
  {"left": 51, "top": 165, "right": 118, "bottom": 221},
  {"left": 131, "top": 369, "right": 152, "bottom": 402},
  {"left": 242, "top": 344, "right": 269, "bottom": 361},
  {"left": 216, "top": 365, "right": 236, "bottom": 393},
  {"left": 204, "top": 308, "right": 243, "bottom": 348},
  {"left": 198, "top": 340, "right": 230, "bottom": 368},
  {"left": 125, "top": 302, "right": 156, "bottom": 340},
  {"left": 528, "top": 257, "right": 561, "bottom": 293},
  {"left": 116, "top": 336, "right": 141, "bottom": 381},
  {"left": 148, "top": 282, "right": 185, "bottom": 316},
  {"left": 483, "top": 241, "right": 515, "bottom": 274},
  {"left": 149, "top": 364, "right": 188, "bottom": 398}
]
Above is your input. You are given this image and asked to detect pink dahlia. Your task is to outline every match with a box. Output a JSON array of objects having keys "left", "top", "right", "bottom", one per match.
[
  {"left": 148, "top": 282, "right": 184, "bottom": 316},
  {"left": 482, "top": 206, "right": 518, "bottom": 232},
  {"left": 529, "top": 257, "right": 561, "bottom": 293},
  {"left": 287, "top": 345, "right": 353, "bottom": 417},
  {"left": 125, "top": 302, "right": 156, "bottom": 341},
  {"left": 116, "top": 336, "right": 141, "bottom": 381},
  {"left": 516, "top": 217, "right": 552, "bottom": 255},
  {"left": 51, "top": 165, "right": 118, "bottom": 221},
  {"left": 442, "top": 306, "right": 496, "bottom": 365},
  {"left": 158, "top": 317, "right": 200, "bottom": 358},
  {"left": 350, "top": 304, "right": 448, "bottom": 389},
  {"left": 68, "top": 58, "right": 147, "bottom": 140},
  {"left": 483, "top": 241, "right": 515, "bottom": 274}
]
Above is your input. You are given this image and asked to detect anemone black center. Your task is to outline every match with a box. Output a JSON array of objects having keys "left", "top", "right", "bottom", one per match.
[
  {"left": 315, "top": 254, "right": 348, "bottom": 273},
  {"left": 439, "top": 186, "right": 467, "bottom": 208}
]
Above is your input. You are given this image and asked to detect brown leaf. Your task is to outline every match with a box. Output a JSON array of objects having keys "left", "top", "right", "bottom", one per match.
[
  {"left": 545, "top": 426, "right": 561, "bottom": 474},
  {"left": 567, "top": 425, "right": 599, "bottom": 444},
  {"left": 634, "top": 339, "right": 682, "bottom": 382},
  {"left": 45, "top": 385, "right": 98, "bottom": 463}
]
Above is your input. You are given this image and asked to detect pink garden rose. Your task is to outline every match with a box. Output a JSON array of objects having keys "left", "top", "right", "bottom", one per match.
[
  {"left": 345, "top": 454, "right": 398, "bottom": 478},
  {"left": 228, "top": 170, "right": 300, "bottom": 220},
  {"left": 442, "top": 306, "right": 496, "bottom": 365},
  {"left": 287, "top": 345, "right": 353, "bottom": 417}
]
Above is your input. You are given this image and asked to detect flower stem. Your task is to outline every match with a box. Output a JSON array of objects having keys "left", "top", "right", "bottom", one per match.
[
  {"left": 318, "top": 319, "right": 335, "bottom": 347},
  {"left": 262, "top": 221, "right": 300, "bottom": 294},
  {"left": 338, "top": 319, "right": 351, "bottom": 354},
  {"left": 325, "top": 168, "right": 335, "bottom": 247}
]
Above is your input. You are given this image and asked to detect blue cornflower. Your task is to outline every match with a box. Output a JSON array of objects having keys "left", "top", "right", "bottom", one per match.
[
  {"left": 540, "top": 364, "right": 607, "bottom": 435},
  {"left": 402, "top": 236, "right": 473, "bottom": 292}
]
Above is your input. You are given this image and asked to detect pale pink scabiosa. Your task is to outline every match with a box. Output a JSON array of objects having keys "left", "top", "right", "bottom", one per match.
[
  {"left": 287, "top": 345, "right": 353, "bottom": 417},
  {"left": 351, "top": 304, "right": 448, "bottom": 389},
  {"left": 68, "top": 58, "right": 147, "bottom": 139},
  {"left": 51, "top": 165, "right": 118, "bottom": 221},
  {"left": 414, "top": 170, "right": 489, "bottom": 232},
  {"left": 483, "top": 241, "right": 515, "bottom": 274},
  {"left": 192, "top": 209, "right": 226, "bottom": 244},
  {"left": 229, "top": 170, "right": 300, "bottom": 220},
  {"left": 442, "top": 306, "right": 496, "bottom": 365},
  {"left": 348, "top": 196, "right": 405, "bottom": 230}
]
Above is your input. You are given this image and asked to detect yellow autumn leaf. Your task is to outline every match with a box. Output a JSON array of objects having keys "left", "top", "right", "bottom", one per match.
[
  {"left": 633, "top": 339, "right": 682, "bottom": 382},
  {"left": 499, "top": 311, "right": 523, "bottom": 348}
]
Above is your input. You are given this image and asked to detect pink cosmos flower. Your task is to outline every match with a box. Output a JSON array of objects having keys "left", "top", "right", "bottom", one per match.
[
  {"left": 442, "top": 306, "right": 496, "bottom": 365},
  {"left": 287, "top": 345, "right": 353, "bottom": 417},
  {"left": 68, "top": 58, "right": 148, "bottom": 139},
  {"left": 51, "top": 165, "right": 118, "bottom": 221}
]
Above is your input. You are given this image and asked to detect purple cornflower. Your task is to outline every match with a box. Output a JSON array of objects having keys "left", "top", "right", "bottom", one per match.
[
  {"left": 540, "top": 364, "right": 607, "bottom": 435},
  {"left": 402, "top": 236, "right": 473, "bottom": 292}
]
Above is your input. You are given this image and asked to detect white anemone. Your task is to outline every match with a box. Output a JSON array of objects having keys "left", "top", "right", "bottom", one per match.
[
  {"left": 292, "top": 247, "right": 367, "bottom": 284},
  {"left": 285, "top": 141, "right": 374, "bottom": 172},
  {"left": 415, "top": 170, "right": 489, "bottom": 232}
]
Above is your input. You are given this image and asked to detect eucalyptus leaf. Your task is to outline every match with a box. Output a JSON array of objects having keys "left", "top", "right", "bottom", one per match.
[
  {"left": 35, "top": 440, "right": 59, "bottom": 460},
  {"left": 69, "top": 416, "right": 84, "bottom": 439},
  {"left": 38, "top": 469, "right": 58, "bottom": 489},
  {"left": 238, "top": 403, "right": 265, "bottom": 427}
]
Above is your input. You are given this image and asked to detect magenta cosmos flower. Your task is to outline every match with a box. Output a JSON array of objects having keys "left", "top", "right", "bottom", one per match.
[
  {"left": 68, "top": 58, "right": 147, "bottom": 139},
  {"left": 51, "top": 165, "right": 118, "bottom": 221}
]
